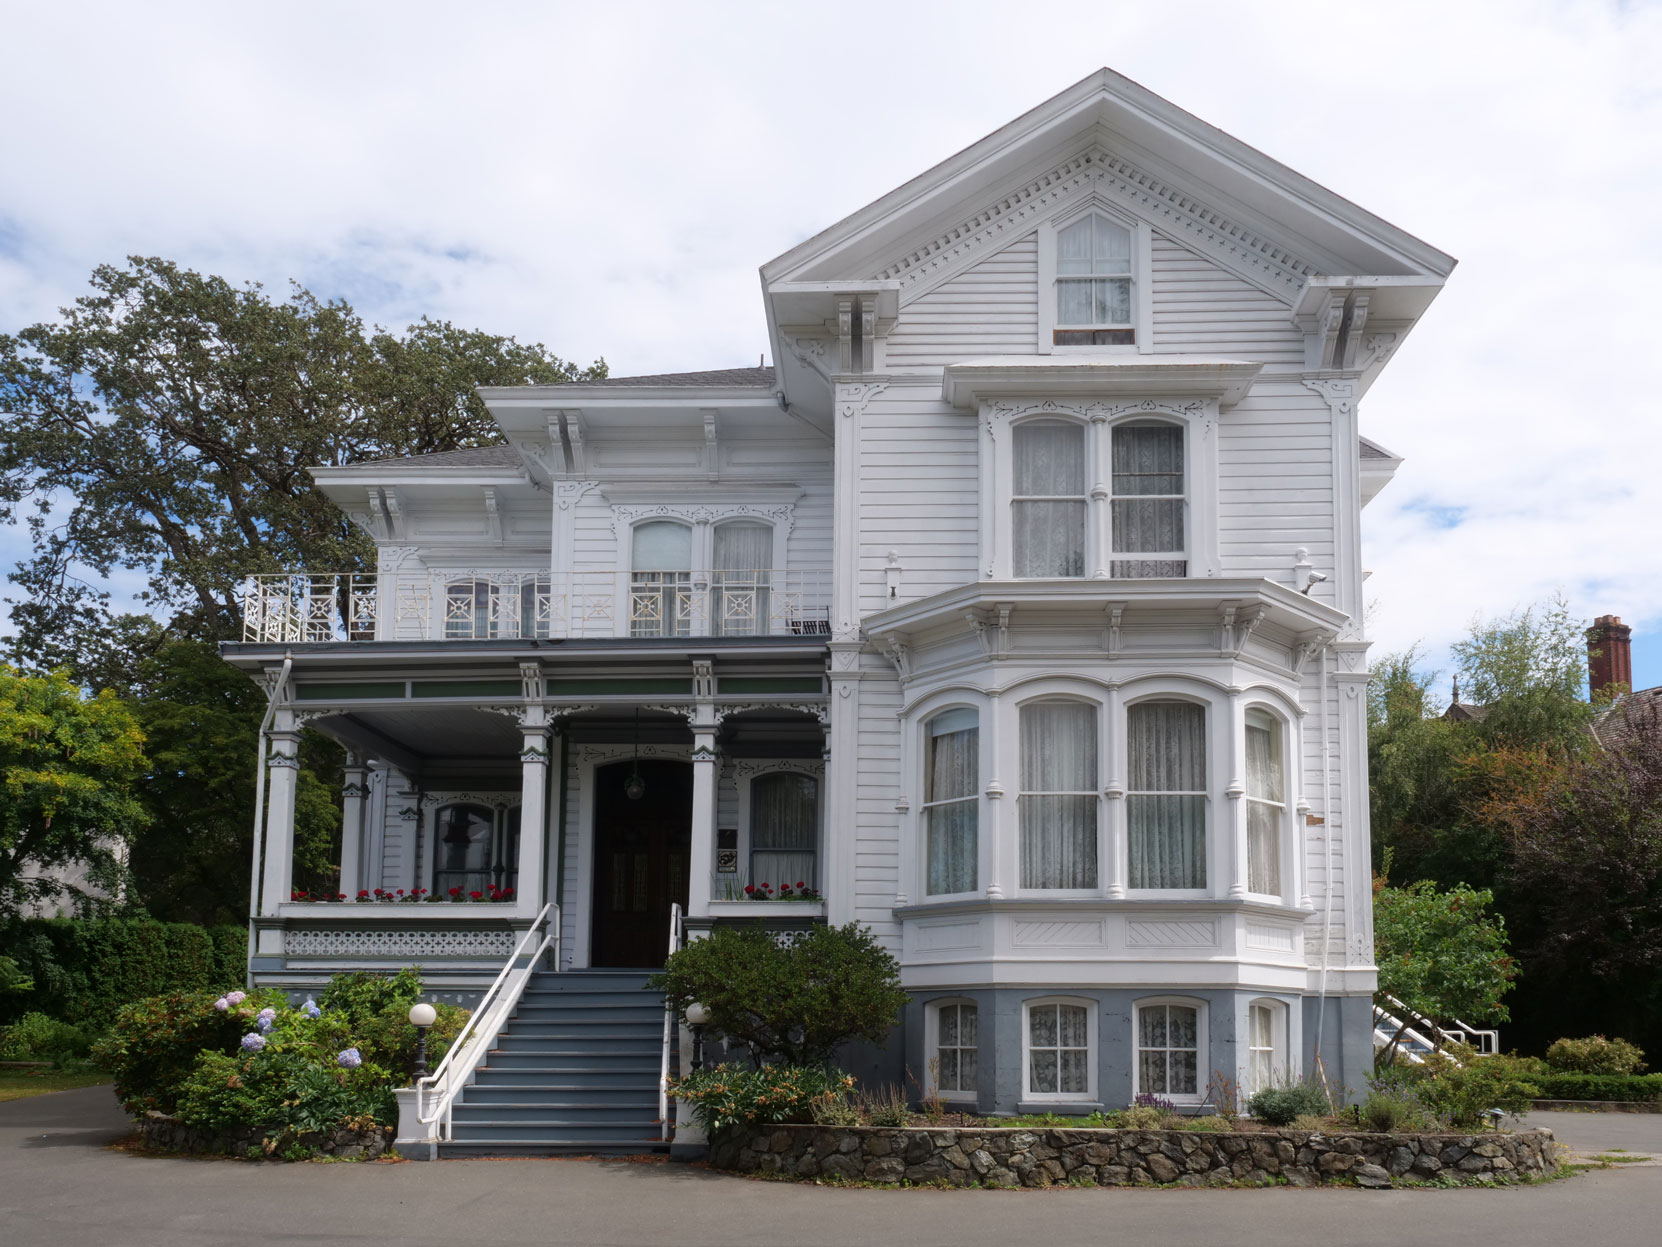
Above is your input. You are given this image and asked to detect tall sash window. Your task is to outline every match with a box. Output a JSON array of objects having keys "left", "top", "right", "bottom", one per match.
[
  {"left": 1012, "top": 420, "right": 1087, "bottom": 578},
  {"left": 1055, "top": 214, "right": 1133, "bottom": 346},
  {"left": 631, "top": 521, "right": 692, "bottom": 638},
  {"left": 1245, "top": 709, "right": 1285, "bottom": 896},
  {"left": 1019, "top": 702, "right": 1098, "bottom": 889},
  {"left": 923, "top": 709, "right": 979, "bottom": 896},
  {"left": 1111, "top": 423, "right": 1186, "bottom": 577},
  {"left": 712, "top": 521, "right": 773, "bottom": 637},
  {"left": 1127, "top": 701, "right": 1207, "bottom": 890},
  {"left": 750, "top": 772, "right": 818, "bottom": 890},
  {"left": 1138, "top": 1003, "right": 1200, "bottom": 1098}
]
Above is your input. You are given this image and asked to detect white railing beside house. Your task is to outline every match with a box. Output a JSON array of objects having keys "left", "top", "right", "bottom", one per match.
[
  {"left": 241, "top": 569, "right": 832, "bottom": 643},
  {"left": 415, "top": 902, "right": 559, "bottom": 1142},
  {"left": 1372, "top": 992, "right": 1499, "bottom": 1066},
  {"left": 659, "top": 901, "right": 684, "bottom": 1142}
]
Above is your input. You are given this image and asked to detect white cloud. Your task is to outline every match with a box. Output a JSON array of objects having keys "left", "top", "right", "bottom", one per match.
[{"left": 2, "top": 0, "right": 1659, "bottom": 685}]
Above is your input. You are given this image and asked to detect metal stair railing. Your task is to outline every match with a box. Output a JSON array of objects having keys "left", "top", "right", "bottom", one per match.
[
  {"left": 1373, "top": 993, "right": 1499, "bottom": 1065},
  {"left": 415, "top": 902, "right": 560, "bottom": 1142},
  {"left": 659, "top": 902, "right": 684, "bottom": 1141}
]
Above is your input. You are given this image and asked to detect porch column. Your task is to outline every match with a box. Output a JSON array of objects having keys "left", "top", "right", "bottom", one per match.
[
  {"left": 339, "top": 753, "right": 368, "bottom": 899},
  {"left": 688, "top": 717, "right": 719, "bottom": 920},
  {"left": 518, "top": 725, "right": 551, "bottom": 916},
  {"left": 259, "top": 715, "right": 300, "bottom": 917}
]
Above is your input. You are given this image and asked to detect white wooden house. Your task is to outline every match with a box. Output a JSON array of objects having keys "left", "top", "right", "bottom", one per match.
[{"left": 224, "top": 69, "right": 1450, "bottom": 1143}]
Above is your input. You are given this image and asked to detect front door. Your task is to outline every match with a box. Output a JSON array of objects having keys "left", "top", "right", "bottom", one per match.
[{"left": 591, "top": 759, "right": 692, "bottom": 967}]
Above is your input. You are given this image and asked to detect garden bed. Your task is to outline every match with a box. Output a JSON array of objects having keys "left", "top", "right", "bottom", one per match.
[{"left": 710, "top": 1123, "right": 1560, "bottom": 1188}]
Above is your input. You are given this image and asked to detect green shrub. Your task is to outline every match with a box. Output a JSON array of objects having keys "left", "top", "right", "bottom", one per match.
[
  {"left": 175, "top": 1049, "right": 395, "bottom": 1135},
  {"left": 1406, "top": 1053, "right": 1540, "bottom": 1127},
  {"left": 1176, "top": 1114, "right": 1230, "bottom": 1132},
  {"left": 0, "top": 1011, "right": 93, "bottom": 1066},
  {"left": 1121, "top": 1104, "right": 1170, "bottom": 1130},
  {"left": 1532, "top": 1072, "right": 1662, "bottom": 1102},
  {"left": 94, "top": 989, "right": 287, "bottom": 1115},
  {"left": 670, "top": 1062, "right": 854, "bottom": 1132},
  {"left": 650, "top": 922, "right": 907, "bottom": 1066},
  {"left": 318, "top": 967, "right": 422, "bottom": 1026},
  {"left": 0, "top": 954, "right": 33, "bottom": 995},
  {"left": 1544, "top": 1035, "right": 1647, "bottom": 1076},
  {"left": 860, "top": 1085, "right": 910, "bottom": 1127},
  {"left": 1360, "top": 1090, "right": 1432, "bottom": 1133},
  {"left": 1248, "top": 1082, "right": 1331, "bottom": 1125}
]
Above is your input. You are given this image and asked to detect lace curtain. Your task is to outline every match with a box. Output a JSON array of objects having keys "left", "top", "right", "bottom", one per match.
[
  {"left": 1029, "top": 1002, "right": 1090, "bottom": 1095},
  {"left": 937, "top": 1003, "right": 978, "bottom": 1093},
  {"left": 1127, "top": 701, "right": 1206, "bottom": 889},
  {"left": 1057, "top": 215, "right": 1132, "bottom": 326},
  {"left": 925, "top": 709, "right": 978, "bottom": 896},
  {"left": 712, "top": 522, "right": 773, "bottom": 636},
  {"left": 1013, "top": 421, "right": 1086, "bottom": 577},
  {"left": 1246, "top": 711, "right": 1284, "bottom": 895},
  {"left": 1139, "top": 1003, "right": 1199, "bottom": 1096},
  {"left": 1111, "top": 423, "right": 1185, "bottom": 577},
  {"left": 751, "top": 772, "right": 818, "bottom": 889},
  {"left": 1019, "top": 702, "right": 1098, "bottom": 889}
]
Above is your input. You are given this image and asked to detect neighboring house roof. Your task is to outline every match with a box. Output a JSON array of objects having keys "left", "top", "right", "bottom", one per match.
[
  {"left": 1442, "top": 701, "right": 1490, "bottom": 723},
  {"left": 1591, "top": 686, "right": 1662, "bottom": 751},
  {"left": 580, "top": 366, "right": 775, "bottom": 389}
]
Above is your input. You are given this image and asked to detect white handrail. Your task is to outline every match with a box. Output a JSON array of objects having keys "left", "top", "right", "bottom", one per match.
[
  {"left": 659, "top": 902, "right": 684, "bottom": 1141},
  {"left": 416, "top": 902, "right": 560, "bottom": 1138}
]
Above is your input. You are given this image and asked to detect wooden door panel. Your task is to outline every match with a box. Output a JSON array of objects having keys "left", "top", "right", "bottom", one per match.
[{"left": 591, "top": 760, "right": 692, "bottom": 967}]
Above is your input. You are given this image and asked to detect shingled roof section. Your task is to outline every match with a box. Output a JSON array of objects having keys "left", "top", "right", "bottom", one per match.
[
  {"left": 582, "top": 366, "right": 776, "bottom": 388},
  {"left": 349, "top": 444, "right": 524, "bottom": 470}
]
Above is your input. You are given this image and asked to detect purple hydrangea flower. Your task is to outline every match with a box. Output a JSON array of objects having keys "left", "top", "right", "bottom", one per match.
[
  {"left": 226, "top": 990, "right": 247, "bottom": 1005},
  {"left": 302, "top": 998, "right": 321, "bottom": 1018},
  {"left": 257, "top": 1007, "right": 276, "bottom": 1022},
  {"left": 212, "top": 997, "right": 229, "bottom": 1012},
  {"left": 240, "top": 1032, "right": 266, "bottom": 1053},
  {"left": 336, "top": 1047, "right": 362, "bottom": 1069},
  {"left": 256, "top": 1016, "right": 273, "bottom": 1033}
]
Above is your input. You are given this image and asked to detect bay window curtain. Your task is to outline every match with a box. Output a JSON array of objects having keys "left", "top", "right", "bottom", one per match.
[
  {"left": 1111, "top": 423, "right": 1186, "bottom": 577},
  {"left": 1019, "top": 702, "right": 1098, "bottom": 889},
  {"left": 924, "top": 709, "right": 978, "bottom": 895},
  {"left": 750, "top": 772, "right": 818, "bottom": 890},
  {"left": 631, "top": 521, "right": 692, "bottom": 638},
  {"left": 1127, "top": 701, "right": 1206, "bottom": 889},
  {"left": 1013, "top": 420, "right": 1087, "bottom": 577},
  {"left": 713, "top": 521, "right": 773, "bottom": 637},
  {"left": 1245, "top": 710, "right": 1284, "bottom": 896}
]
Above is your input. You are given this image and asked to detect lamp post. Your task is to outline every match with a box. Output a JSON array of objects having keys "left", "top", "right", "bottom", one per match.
[
  {"left": 409, "top": 1001, "right": 437, "bottom": 1079},
  {"left": 685, "top": 1001, "right": 711, "bottom": 1072}
]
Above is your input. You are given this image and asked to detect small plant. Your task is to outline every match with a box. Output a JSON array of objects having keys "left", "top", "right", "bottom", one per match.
[
  {"left": 1205, "top": 1069, "right": 1243, "bottom": 1125},
  {"left": 1544, "top": 1035, "right": 1647, "bottom": 1076},
  {"left": 1291, "top": 1114, "right": 1330, "bottom": 1130},
  {"left": 1247, "top": 1080, "right": 1331, "bottom": 1126},
  {"left": 908, "top": 1062, "right": 946, "bottom": 1125},
  {"left": 670, "top": 1062, "right": 855, "bottom": 1131},
  {"left": 860, "top": 1085, "right": 910, "bottom": 1128},
  {"left": 1122, "top": 1104, "right": 1169, "bottom": 1130},
  {"left": 809, "top": 1090, "right": 863, "bottom": 1127}
]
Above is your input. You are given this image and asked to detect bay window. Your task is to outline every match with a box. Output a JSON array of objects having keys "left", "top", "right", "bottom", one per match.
[
  {"left": 1019, "top": 701, "right": 1098, "bottom": 890},
  {"left": 923, "top": 709, "right": 978, "bottom": 896},
  {"left": 1127, "top": 700, "right": 1207, "bottom": 890},
  {"left": 1245, "top": 709, "right": 1285, "bottom": 896},
  {"left": 1012, "top": 420, "right": 1087, "bottom": 578}
]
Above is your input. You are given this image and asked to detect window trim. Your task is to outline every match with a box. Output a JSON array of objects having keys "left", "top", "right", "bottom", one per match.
[
  {"left": 1133, "top": 996, "right": 1208, "bottom": 1105},
  {"left": 1022, "top": 996, "right": 1098, "bottom": 1103},
  {"left": 925, "top": 997, "right": 981, "bottom": 1104},
  {"left": 1037, "top": 200, "right": 1153, "bottom": 355},
  {"left": 735, "top": 760, "right": 826, "bottom": 894}
]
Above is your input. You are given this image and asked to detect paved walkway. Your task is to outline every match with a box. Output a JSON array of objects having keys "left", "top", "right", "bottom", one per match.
[{"left": 3, "top": 1089, "right": 1660, "bottom": 1247}]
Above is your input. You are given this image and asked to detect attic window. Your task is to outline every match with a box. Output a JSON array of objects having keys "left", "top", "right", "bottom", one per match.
[{"left": 1055, "top": 214, "right": 1134, "bottom": 346}]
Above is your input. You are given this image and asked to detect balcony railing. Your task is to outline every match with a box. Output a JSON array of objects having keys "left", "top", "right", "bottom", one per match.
[{"left": 241, "top": 569, "right": 832, "bottom": 643}]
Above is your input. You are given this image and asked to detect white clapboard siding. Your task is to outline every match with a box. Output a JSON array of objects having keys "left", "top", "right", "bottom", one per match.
[
  {"left": 1217, "top": 383, "right": 1338, "bottom": 593},
  {"left": 1299, "top": 667, "right": 1349, "bottom": 961},
  {"left": 858, "top": 386, "right": 980, "bottom": 617},
  {"left": 885, "top": 233, "right": 1038, "bottom": 366},
  {"left": 854, "top": 665, "right": 904, "bottom": 949},
  {"left": 1151, "top": 236, "right": 1303, "bottom": 363}
]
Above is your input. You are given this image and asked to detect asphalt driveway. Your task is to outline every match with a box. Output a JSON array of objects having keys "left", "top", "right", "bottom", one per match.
[{"left": 3, "top": 1088, "right": 1659, "bottom": 1247}]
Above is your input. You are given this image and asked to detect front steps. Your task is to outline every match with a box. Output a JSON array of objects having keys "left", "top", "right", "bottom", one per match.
[{"left": 439, "top": 969, "right": 670, "bottom": 1158}]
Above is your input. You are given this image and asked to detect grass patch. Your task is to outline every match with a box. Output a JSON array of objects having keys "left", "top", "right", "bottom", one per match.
[
  {"left": 0, "top": 1068, "right": 113, "bottom": 1102},
  {"left": 1588, "top": 1153, "right": 1649, "bottom": 1165}
]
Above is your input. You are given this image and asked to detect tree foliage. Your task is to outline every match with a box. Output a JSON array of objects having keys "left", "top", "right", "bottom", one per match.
[
  {"left": 0, "top": 255, "right": 605, "bottom": 664},
  {"left": 0, "top": 665, "right": 147, "bottom": 914},
  {"left": 649, "top": 922, "right": 908, "bottom": 1067},
  {"left": 1374, "top": 878, "right": 1517, "bottom": 1045}
]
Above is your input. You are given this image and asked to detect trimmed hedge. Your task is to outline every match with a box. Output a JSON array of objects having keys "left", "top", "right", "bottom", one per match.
[
  {"left": 0, "top": 918, "right": 246, "bottom": 1028},
  {"left": 1531, "top": 1072, "right": 1662, "bottom": 1102}
]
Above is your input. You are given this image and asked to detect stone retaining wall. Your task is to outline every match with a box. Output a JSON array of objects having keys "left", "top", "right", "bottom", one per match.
[
  {"left": 712, "top": 1123, "right": 1560, "bottom": 1188},
  {"left": 139, "top": 1112, "right": 391, "bottom": 1160}
]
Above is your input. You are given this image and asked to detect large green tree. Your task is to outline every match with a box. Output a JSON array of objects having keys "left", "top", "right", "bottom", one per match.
[{"left": 0, "top": 665, "right": 147, "bottom": 914}]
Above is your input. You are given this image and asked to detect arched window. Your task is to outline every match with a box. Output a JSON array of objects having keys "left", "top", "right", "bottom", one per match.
[
  {"left": 1127, "top": 701, "right": 1207, "bottom": 890},
  {"left": 1012, "top": 420, "right": 1087, "bottom": 578},
  {"left": 1245, "top": 709, "right": 1285, "bottom": 896},
  {"left": 930, "top": 1000, "right": 979, "bottom": 1100},
  {"left": 1136, "top": 1000, "right": 1204, "bottom": 1101},
  {"left": 631, "top": 521, "right": 693, "bottom": 637},
  {"left": 1248, "top": 1000, "right": 1285, "bottom": 1095},
  {"left": 923, "top": 708, "right": 978, "bottom": 896},
  {"left": 712, "top": 521, "right": 774, "bottom": 636},
  {"left": 1111, "top": 422, "right": 1186, "bottom": 577},
  {"left": 750, "top": 772, "right": 818, "bottom": 891},
  {"left": 1055, "top": 214, "right": 1133, "bottom": 346},
  {"left": 1019, "top": 701, "right": 1097, "bottom": 889}
]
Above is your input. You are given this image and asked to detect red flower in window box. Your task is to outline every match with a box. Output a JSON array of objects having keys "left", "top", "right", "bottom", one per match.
[{"left": 469, "top": 890, "right": 484, "bottom": 901}]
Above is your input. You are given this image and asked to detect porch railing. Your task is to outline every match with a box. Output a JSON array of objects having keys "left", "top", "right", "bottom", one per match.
[
  {"left": 241, "top": 569, "right": 832, "bottom": 643},
  {"left": 659, "top": 901, "right": 684, "bottom": 1141},
  {"left": 415, "top": 902, "right": 559, "bottom": 1141}
]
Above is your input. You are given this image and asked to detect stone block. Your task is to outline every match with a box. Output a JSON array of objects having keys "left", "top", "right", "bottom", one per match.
[
  {"left": 864, "top": 1157, "right": 906, "bottom": 1182},
  {"left": 1146, "top": 1153, "right": 1181, "bottom": 1183},
  {"left": 1354, "top": 1164, "right": 1392, "bottom": 1189}
]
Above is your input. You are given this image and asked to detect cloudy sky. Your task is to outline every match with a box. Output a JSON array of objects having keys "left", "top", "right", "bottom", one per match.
[{"left": 3, "top": 0, "right": 1659, "bottom": 694}]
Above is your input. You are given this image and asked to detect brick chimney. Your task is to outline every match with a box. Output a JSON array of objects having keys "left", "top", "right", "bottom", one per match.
[{"left": 1587, "top": 615, "right": 1633, "bottom": 696}]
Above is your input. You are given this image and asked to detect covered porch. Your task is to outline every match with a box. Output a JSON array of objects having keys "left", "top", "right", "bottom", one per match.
[{"left": 223, "top": 638, "right": 831, "bottom": 1000}]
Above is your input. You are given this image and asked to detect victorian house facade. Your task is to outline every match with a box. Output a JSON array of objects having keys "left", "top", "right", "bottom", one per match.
[{"left": 223, "top": 70, "right": 1450, "bottom": 1147}]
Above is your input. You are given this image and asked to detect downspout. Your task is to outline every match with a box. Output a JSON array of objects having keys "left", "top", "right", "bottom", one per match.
[{"left": 246, "top": 654, "right": 293, "bottom": 987}]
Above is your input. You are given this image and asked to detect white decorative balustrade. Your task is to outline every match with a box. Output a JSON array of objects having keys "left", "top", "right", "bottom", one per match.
[{"left": 241, "top": 569, "right": 833, "bottom": 643}]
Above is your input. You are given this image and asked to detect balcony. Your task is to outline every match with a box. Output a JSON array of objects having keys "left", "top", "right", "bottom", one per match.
[{"left": 241, "top": 570, "right": 832, "bottom": 644}]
